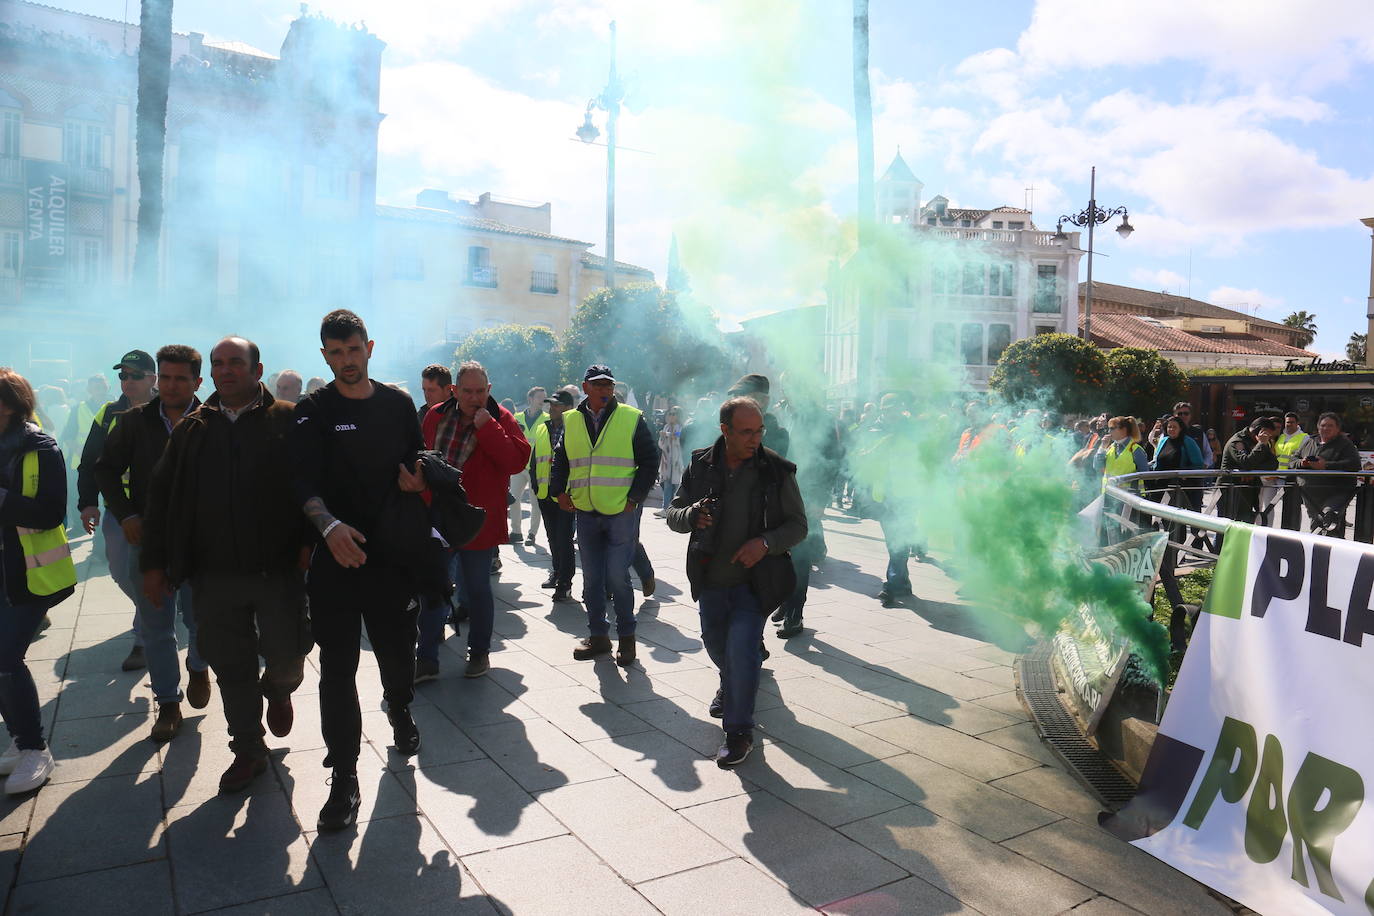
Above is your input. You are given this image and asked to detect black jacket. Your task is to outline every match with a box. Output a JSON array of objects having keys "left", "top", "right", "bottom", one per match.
[
  {"left": 1219, "top": 431, "right": 1278, "bottom": 476},
  {"left": 664, "top": 439, "right": 807, "bottom": 601},
  {"left": 549, "top": 397, "right": 659, "bottom": 508},
  {"left": 94, "top": 395, "right": 197, "bottom": 522},
  {"left": 75, "top": 394, "right": 131, "bottom": 511},
  {"left": 1297, "top": 434, "right": 1363, "bottom": 495},
  {"left": 0, "top": 423, "right": 75, "bottom": 608},
  {"left": 141, "top": 386, "right": 306, "bottom": 583},
  {"left": 417, "top": 450, "right": 486, "bottom": 549}
]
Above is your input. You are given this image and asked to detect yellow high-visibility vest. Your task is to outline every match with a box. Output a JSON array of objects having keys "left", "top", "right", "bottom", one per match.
[
  {"left": 68, "top": 400, "right": 101, "bottom": 470},
  {"left": 1102, "top": 440, "right": 1143, "bottom": 492},
  {"left": 16, "top": 450, "right": 77, "bottom": 596},
  {"left": 532, "top": 419, "right": 553, "bottom": 500},
  {"left": 516, "top": 410, "right": 546, "bottom": 443},
  {"left": 1275, "top": 431, "right": 1309, "bottom": 470},
  {"left": 563, "top": 405, "right": 641, "bottom": 514}
]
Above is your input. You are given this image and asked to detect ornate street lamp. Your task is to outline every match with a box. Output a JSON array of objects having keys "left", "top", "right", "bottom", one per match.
[
  {"left": 576, "top": 21, "right": 625, "bottom": 290},
  {"left": 1053, "top": 167, "right": 1133, "bottom": 341}
]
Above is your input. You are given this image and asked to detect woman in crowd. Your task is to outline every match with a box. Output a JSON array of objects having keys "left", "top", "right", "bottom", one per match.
[{"left": 655, "top": 406, "right": 684, "bottom": 517}]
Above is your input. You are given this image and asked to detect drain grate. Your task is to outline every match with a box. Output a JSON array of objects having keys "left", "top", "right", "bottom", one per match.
[{"left": 1017, "top": 642, "right": 1138, "bottom": 810}]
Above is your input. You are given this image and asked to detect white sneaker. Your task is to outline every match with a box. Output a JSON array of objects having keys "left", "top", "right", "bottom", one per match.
[
  {"left": 5, "top": 748, "right": 54, "bottom": 794},
  {"left": 0, "top": 742, "right": 19, "bottom": 776}
]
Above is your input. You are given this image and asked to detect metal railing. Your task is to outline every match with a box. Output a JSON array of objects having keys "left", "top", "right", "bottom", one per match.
[
  {"left": 530, "top": 270, "right": 558, "bottom": 294},
  {"left": 465, "top": 265, "right": 498, "bottom": 288}
]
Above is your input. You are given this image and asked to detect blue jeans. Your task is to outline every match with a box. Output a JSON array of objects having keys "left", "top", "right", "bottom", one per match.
[
  {"left": 698, "top": 585, "right": 766, "bottom": 734},
  {"left": 102, "top": 510, "right": 141, "bottom": 645},
  {"left": 880, "top": 515, "right": 912, "bottom": 596},
  {"left": 0, "top": 589, "right": 49, "bottom": 750},
  {"left": 457, "top": 547, "right": 496, "bottom": 655},
  {"left": 127, "top": 543, "right": 203, "bottom": 704},
  {"left": 626, "top": 505, "right": 654, "bottom": 589},
  {"left": 417, "top": 549, "right": 460, "bottom": 664},
  {"left": 661, "top": 482, "right": 678, "bottom": 509},
  {"left": 576, "top": 510, "right": 637, "bottom": 637}
]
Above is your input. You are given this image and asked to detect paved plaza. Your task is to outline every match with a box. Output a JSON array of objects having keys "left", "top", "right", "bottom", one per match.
[{"left": 0, "top": 508, "right": 1228, "bottom": 915}]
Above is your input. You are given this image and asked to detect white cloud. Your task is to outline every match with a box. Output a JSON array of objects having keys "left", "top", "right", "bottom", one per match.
[
  {"left": 308, "top": 0, "right": 533, "bottom": 58},
  {"left": 1206, "top": 285, "right": 1286, "bottom": 314},
  {"left": 1130, "top": 268, "right": 1189, "bottom": 293}
]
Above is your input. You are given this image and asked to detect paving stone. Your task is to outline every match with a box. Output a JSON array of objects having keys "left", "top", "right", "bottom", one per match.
[
  {"left": 0, "top": 793, "right": 35, "bottom": 837},
  {"left": 161, "top": 727, "right": 282, "bottom": 809},
  {"left": 464, "top": 718, "right": 615, "bottom": 792},
  {"left": 742, "top": 740, "right": 907, "bottom": 827},
  {"left": 848, "top": 752, "right": 1062, "bottom": 841},
  {"left": 462, "top": 834, "right": 657, "bottom": 915},
  {"left": 205, "top": 888, "right": 342, "bottom": 915},
  {"left": 978, "top": 721, "right": 1061, "bottom": 768},
  {"left": 553, "top": 656, "right": 685, "bottom": 705},
  {"left": 583, "top": 729, "right": 752, "bottom": 809},
  {"left": 45, "top": 713, "right": 162, "bottom": 784},
  {"left": 165, "top": 789, "right": 321, "bottom": 913},
  {"left": 1062, "top": 896, "right": 1148, "bottom": 915},
  {"left": 637, "top": 856, "right": 813, "bottom": 914},
  {"left": 50, "top": 678, "right": 150, "bottom": 721},
  {"left": 420, "top": 677, "right": 539, "bottom": 730},
  {"left": 0, "top": 833, "right": 21, "bottom": 905},
  {"left": 535, "top": 775, "right": 732, "bottom": 883},
  {"left": 754, "top": 705, "right": 905, "bottom": 769},
  {"left": 964, "top": 664, "right": 1015, "bottom": 689},
  {"left": 274, "top": 747, "right": 416, "bottom": 826},
  {"left": 859, "top": 716, "right": 1041, "bottom": 782},
  {"left": 654, "top": 666, "right": 783, "bottom": 714},
  {"left": 410, "top": 758, "right": 567, "bottom": 856},
  {"left": 481, "top": 647, "right": 580, "bottom": 695},
  {"left": 840, "top": 805, "right": 1093, "bottom": 916},
  {"left": 360, "top": 705, "right": 486, "bottom": 771},
  {"left": 518, "top": 684, "right": 653, "bottom": 743},
  {"left": 1002, "top": 818, "right": 1230, "bottom": 915},
  {"left": 880, "top": 657, "right": 1007, "bottom": 700},
  {"left": 971, "top": 689, "right": 1030, "bottom": 720},
  {"left": 682, "top": 790, "right": 909, "bottom": 907},
  {"left": 19, "top": 772, "right": 164, "bottom": 884},
  {"left": 308, "top": 814, "right": 497, "bottom": 915},
  {"left": 764, "top": 677, "right": 907, "bottom": 727},
  {"left": 822, "top": 875, "right": 979, "bottom": 915},
  {"left": 990, "top": 765, "right": 1106, "bottom": 827},
  {"left": 619, "top": 696, "right": 737, "bottom": 757},
  {"left": 8, "top": 859, "right": 174, "bottom": 916}
]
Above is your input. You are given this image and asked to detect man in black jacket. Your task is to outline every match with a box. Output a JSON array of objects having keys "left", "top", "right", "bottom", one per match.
[
  {"left": 142, "top": 337, "right": 312, "bottom": 794},
  {"left": 94, "top": 345, "right": 208, "bottom": 742},
  {"left": 665, "top": 397, "right": 806, "bottom": 767},
  {"left": 1218, "top": 417, "right": 1278, "bottom": 524},
  {"left": 1296, "top": 412, "right": 1363, "bottom": 535}
]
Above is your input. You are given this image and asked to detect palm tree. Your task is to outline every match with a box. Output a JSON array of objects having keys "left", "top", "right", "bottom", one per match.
[
  {"left": 132, "top": 0, "right": 174, "bottom": 301},
  {"left": 1347, "top": 332, "right": 1367, "bottom": 363},
  {"left": 1282, "top": 310, "right": 1318, "bottom": 349}
]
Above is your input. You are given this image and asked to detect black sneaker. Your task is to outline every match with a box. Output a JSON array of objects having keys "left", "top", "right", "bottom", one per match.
[
  {"left": 759, "top": 640, "right": 770, "bottom": 662},
  {"left": 716, "top": 732, "right": 753, "bottom": 768},
  {"left": 317, "top": 772, "right": 361, "bottom": 831},
  {"left": 552, "top": 587, "right": 574, "bottom": 603},
  {"left": 388, "top": 706, "right": 422, "bottom": 756},
  {"left": 709, "top": 688, "right": 724, "bottom": 719},
  {"left": 414, "top": 659, "right": 440, "bottom": 684},
  {"left": 540, "top": 576, "right": 557, "bottom": 589}
]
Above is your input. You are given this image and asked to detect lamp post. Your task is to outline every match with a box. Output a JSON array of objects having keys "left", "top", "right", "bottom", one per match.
[
  {"left": 1052, "top": 167, "right": 1133, "bottom": 341},
  {"left": 576, "top": 21, "right": 625, "bottom": 291},
  {"left": 1362, "top": 217, "right": 1374, "bottom": 368}
]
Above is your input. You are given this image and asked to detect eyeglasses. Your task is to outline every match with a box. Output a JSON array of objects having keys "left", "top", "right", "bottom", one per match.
[{"left": 119, "top": 371, "right": 147, "bottom": 381}]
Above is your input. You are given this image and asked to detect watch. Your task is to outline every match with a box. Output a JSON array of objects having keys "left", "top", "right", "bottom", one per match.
[{"left": 761, "top": 535, "right": 770, "bottom": 551}]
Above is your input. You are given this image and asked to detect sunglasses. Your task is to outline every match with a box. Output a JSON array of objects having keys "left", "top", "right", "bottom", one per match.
[{"left": 119, "top": 371, "right": 147, "bottom": 381}]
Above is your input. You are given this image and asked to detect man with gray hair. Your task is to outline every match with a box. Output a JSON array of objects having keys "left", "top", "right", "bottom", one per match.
[{"left": 274, "top": 369, "right": 304, "bottom": 404}]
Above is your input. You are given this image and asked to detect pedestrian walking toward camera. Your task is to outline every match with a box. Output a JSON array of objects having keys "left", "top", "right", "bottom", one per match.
[
  {"left": 509, "top": 387, "right": 547, "bottom": 546},
  {"left": 141, "top": 338, "right": 312, "bottom": 793},
  {"left": 0, "top": 368, "right": 77, "bottom": 794},
  {"left": 665, "top": 397, "right": 806, "bottom": 766},
  {"left": 534, "top": 387, "right": 578, "bottom": 602},
  {"left": 656, "top": 406, "right": 685, "bottom": 517},
  {"left": 551, "top": 365, "right": 658, "bottom": 666}
]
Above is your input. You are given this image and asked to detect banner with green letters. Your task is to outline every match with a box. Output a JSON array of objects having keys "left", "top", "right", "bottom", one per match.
[{"left": 1103, "top": 523, "right": 1374, "bottom": 915}]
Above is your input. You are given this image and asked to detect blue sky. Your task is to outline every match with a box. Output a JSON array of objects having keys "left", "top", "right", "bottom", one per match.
[{"left": 56, "top": 0, "right": 1374, "bottom": 354}]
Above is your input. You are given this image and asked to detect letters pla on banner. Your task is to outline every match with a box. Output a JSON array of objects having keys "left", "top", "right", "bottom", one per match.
[{"left": 1103, "top": 524, "right": 1374, "bottom": 915}]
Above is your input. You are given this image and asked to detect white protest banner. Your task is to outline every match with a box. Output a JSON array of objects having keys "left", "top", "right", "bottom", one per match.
[{"left": 1103, "top": 523, "right": 1374, "bottom": 915}]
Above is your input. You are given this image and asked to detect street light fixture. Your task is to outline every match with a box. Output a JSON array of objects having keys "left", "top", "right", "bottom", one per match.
[
  {"left": 576, "top": 21, "right": 625, "bottom": 290},
  {"left": 1054, "top": 166, "right": 1133, "bottom": 341}
]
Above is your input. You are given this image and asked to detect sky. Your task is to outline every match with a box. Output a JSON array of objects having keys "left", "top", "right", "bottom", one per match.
[{"left": 52, "top": 0, "right": 1374, "bottom": 356}]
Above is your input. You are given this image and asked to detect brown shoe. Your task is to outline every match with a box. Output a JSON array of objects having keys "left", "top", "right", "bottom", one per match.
[
  {"left": 266, "top": 696, "right": 294, "bottom": 737},
  {"left": 218, "top": 753, "right": 268, "bottom": 793},
  {"left": 572, "top": 636, "right": 613, "bottom": 661},
  {"left": 615, "top": 635, "right": 636, "bottom": 667},
  {"left": 464, "top": 653, "right": 490, "bottom": 678},
  {"left": 186, "top": 667, "right": 212, "bottom": 710},
  {"left": 150, "top": 702, "right": 183, "bottom": 742}
]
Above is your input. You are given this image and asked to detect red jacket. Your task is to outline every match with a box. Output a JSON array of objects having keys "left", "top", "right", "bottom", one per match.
[{"left": 422, "top": 397, "right": 532, "bottom": 551}]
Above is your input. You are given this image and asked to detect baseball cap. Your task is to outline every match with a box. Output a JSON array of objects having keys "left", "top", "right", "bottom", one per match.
[
  {"left": 544, "top": 390, "right": 576, "bottom": 408},
  {"left": 583, "top": 364, "right": 615, "bottom": 383},
  {"left": 113, "top": 349, "right": 155, "bottom": 373}
]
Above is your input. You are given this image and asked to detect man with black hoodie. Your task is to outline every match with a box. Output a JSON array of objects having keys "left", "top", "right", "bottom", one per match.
[
  {"left": 141, "top": 337, "right": 312, "bottom": 794},
  {"left": 94, "top": 345, "right": 210, "bottom": 742}
]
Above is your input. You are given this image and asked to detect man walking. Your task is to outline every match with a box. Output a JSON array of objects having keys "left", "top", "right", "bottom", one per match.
[
  {"left": 551, "top": 365, "right": 658, "bottom": 666},
  {"left": 292, "top": 309, "right": 428, "bottom": 831},
  {"left": 858, "top": 393, "right": 922, "bottom": 608},
  {"left": 419, "top": 361, "right": 530, "bottom": 679},
  {"left": 534, "top": 387, "right": 577, "bottom": 602},
  {"left": 665, "top": 397, "right": 806, "bottom": 766},
  {"left": 94, "top": 346, "right": 210, "bottom": 741},
  {"left": 509, "top": 387, "right": 547, "bottom": 546},
  {"left": 418, "top": 364, "right": 451, "bottom": 427},
  {"left": 141, "top": 337, "right": 312, "bottom": 792},
  {"left": 76, "top": 351, "right": 154, "bottom": 671},
  {"left": 274, "top": 369, "right": 304, "bottom": 405}
]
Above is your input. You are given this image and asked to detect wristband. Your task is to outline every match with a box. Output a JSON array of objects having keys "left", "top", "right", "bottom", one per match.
[{"left": 321, "top": 519, "right": 343, "bottom": 540}]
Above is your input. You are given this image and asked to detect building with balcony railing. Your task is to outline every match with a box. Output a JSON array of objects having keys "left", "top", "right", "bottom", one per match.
[{"left": 824, "top": 151, "right": 1083, "bottom": 404}]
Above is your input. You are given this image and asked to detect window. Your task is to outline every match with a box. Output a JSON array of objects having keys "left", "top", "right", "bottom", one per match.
[
  {"left": 63, "top": 120, "right": 102, "bottom": 169},
  {"left": 987, "top": 324, "right": 1012, "bottom": 364},
  {"left": 960, "top": 219, "right": 972, "bottom": 228},
  {"left": 531, "top": 252, "right": 557, "bottom": 293},
  {"left": 926, "top": 217, "right": 936, "bottom": 226},
  {"left": 1035, "top": 324, "right": 1057, "bottom": 335},
  {"left": 988, "top": 262, "right": 1015, "bottom": 297},
  {"left": 0, "top": 230, "right": 18, "bottom": 277},
  {"left": 466, "top": 246, "right": 497, "bottom": 287},
  {"left": 71, "top": 237, "right": 101, "bottom": 286},
  {"left": 932, "top": 322, "right": 956, "bottom": 360},
  {"left": 961, "top": 323, "right": 984, "bottom": 366},
  {"left": 991, "top": 221, "right": 1003, "bottom": 229},
  {"left": 1, "top": 111, "right": 18, "bottom": 160},
  {"left": 316, "top": 166, "right": 349, "bottom": 200},
  {"left": 1008, "top": 221, "right": 1025, "bottom": 230},
  {"left": 931, "top": 263, "right": 953, "bottom": 295},
  {"left": 962, "top": 263, "right": 985, "bottom": 296},
  {"left": 1034, "top": 264, "right": 1060, "bottom": 313}
]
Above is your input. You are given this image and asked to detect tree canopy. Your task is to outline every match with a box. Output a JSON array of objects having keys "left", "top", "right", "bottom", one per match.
[
  {"left": 1102, "top": 347, "right": 1189, "bottom": 422},
  {"left": 454, "top": 324, "right": 562, "bottom": 400},
  {"left": 988, "top": 333, "right": 1106, "bottom": 415},
  {"left": 1282, "top": 310, "right": 1318, "bottom": 348}
]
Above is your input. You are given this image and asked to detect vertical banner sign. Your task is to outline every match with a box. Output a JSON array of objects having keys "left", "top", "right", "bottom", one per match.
[
  {"left": 1104, "top": 524, "right": 1374, "bottom": 915},
  {"left": 24, "top": 159, "right": 69, "bottom": 293}
]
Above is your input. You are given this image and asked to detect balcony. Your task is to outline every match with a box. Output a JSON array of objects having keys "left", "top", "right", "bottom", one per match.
[
  {"left": 530, "top": 270, "right": 558, "bottom": 294},
  {"left": 0, "top": 158, "right": 20, "bottom": 185},
  {"left": 923, "top": 226, "right": 1075, "bottom": 249},
  {"left": 69, "top": 166, "right": 111, "bottom": 195},
  {"left": 464, "top": 265, "right": 498, "bottom": 288}
]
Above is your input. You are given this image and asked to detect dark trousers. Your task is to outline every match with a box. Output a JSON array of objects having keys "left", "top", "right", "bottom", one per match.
[
  {"left": 538, "top": 498, "right": 575, "bottom": 588},
  {"left": 0, "top": 590, "right": 49, "bottom": 751},
  {"left": 417, "top": 550, "right": 460, "bottom": 665},
  {"left": 576, "top": 510, "right": 637, "bottom": 637},
  {"left": 308, "top": 553, "right": 419, "bottom": 772},
  {"left": 1301, "top": 486, "right": 1355, "bottom": 536},
  {"left": 880, "top": 515, "right": 913, "bottom": 596},
  {"left": 698, "top": 584, "right": 766, "bottom": 735},
  {"left": 191, "top": 571, "right": 311, "bottom": 757},
  {"left": 779, "top": 523, "right": 825, "bottom": 626},
  {"left": 457, "top": 547, "right": 496, "bottom": 655}
]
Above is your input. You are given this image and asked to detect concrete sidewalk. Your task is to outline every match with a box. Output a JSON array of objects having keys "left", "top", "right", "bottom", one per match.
[{"left": 0, "top": 509, "right": 1227, "bottom": 915}]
